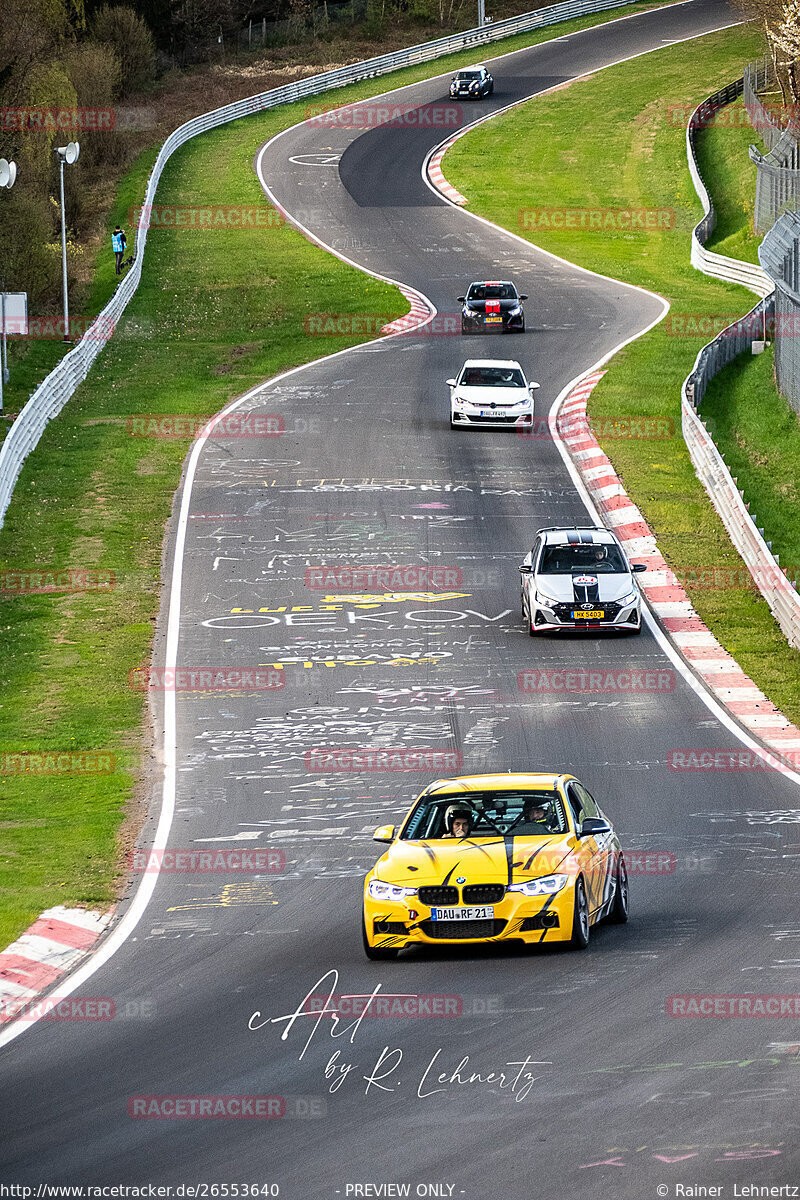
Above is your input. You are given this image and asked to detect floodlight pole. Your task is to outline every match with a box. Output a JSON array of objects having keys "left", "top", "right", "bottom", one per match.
[
  {"left": 0, "top": 158, "right": 18, "bottom": 413},
  {"left": 1, "top": 292, "right": 7, "bottom": 388},
  {"left": 55, "top": 143, "right": 79, "bottom": 343},
  {"left": 58, "top": 152, "right": 69, "bottom": 341},
  {"left": 478, "top": 0, "right": 485, "bottom": 23}
]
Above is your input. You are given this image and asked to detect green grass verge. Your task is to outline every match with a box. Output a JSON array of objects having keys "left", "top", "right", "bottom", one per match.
[
  {"left": 445, "top": 22, "right": 800, "bottom": 726},
  {"left": 0, "top": 0, "right": 680, "bottom": 950},
  {"left": 694, "top": 95, "right": 762, "bottom": 262},
  {"left": 701, "top": 345, "right": 800, "bottom": 576}
]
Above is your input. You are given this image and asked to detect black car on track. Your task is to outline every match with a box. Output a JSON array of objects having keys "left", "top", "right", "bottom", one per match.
[
  {"left": 459, "top": 280, "right": 527, "bottom": 334},
  {"left": 449, "top": 65, "right": 494, "bottom": 99}
]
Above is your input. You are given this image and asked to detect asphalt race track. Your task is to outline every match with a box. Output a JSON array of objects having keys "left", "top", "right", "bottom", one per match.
[{"left": 4, "top": 1, "right": 800, "bottom": 1194}]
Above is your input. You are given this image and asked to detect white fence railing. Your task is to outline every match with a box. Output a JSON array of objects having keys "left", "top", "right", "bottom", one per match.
[
  {"left": 687, "top": 79, "right": 773, "bottom": 297},
  {"left": 683, "top": 86, "right": 800, "bottom": 650},
  {"left": 0, "top": 0, "right": 637, "bottom": 529}
]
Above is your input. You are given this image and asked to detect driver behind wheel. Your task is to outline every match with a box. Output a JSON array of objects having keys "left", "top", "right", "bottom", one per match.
[{"left": 443, "top": 806, "right": 472, "bottom": 839}]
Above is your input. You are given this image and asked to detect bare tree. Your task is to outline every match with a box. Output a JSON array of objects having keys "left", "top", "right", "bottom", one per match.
[
  {"left": 769, "top": 0, "right": 800, "bottom": 110},
  {"left": 731, "top": 0, "right": 792, "bottom": 109}
]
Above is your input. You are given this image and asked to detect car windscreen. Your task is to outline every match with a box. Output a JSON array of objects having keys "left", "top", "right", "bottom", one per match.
[
  {"left": 538, "top": 543, "right": 629, "bottom": 574},
  {"left": 467, "top": 284, "right": 516, "bottom": 301},
  {"left": 461, "top": 367, "right": 525, "bottom": 387},
  {"left": 400, "top": 790, "right": 568, "bottom": 840},
  {"left": 456, "top": 72, "right": 481, "bottom": 80}
]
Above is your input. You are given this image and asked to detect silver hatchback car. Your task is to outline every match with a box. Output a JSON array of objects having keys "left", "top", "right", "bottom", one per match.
[{"left": 519, "top": 527, "right": 647, "bottom": 634}]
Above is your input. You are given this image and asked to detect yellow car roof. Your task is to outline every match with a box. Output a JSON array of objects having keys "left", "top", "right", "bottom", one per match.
[{"left": 424, "top": 772, "right": 571, "bottom": 793}]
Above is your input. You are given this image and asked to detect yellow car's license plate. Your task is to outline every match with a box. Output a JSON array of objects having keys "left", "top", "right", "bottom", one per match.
[
  {"left": 573, "top": 610, "right": 605, "bottom": 619},
  {"left": 431, "top": 906, "right": 494, "bottom": 921}
]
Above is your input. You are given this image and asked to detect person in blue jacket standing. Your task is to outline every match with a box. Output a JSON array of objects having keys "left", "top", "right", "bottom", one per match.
[{"left": 112, "top": 225, "right": 127, "bottom": 275}]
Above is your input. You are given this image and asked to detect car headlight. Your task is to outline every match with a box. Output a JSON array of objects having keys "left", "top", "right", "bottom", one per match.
[
  {"left": 616, "top": 589, "right": 639, "bottom": 608},
  {"left": 452, "top": 395, "right": 467, "bottom": 408},
  {"left": 469, "top": 81, "right": 479, "bottom": 90},
  {"left": 509, "top": 874, "right": 569, "bottom": 897},
  {"left": 368, "top": 880, "right": 417, "bottom": 902},
  {"left": 508, "top": 305, "right": 521, "bottom": 315},
  {"left": 534, "top": 589, "right": 559, "bottom": 607}
]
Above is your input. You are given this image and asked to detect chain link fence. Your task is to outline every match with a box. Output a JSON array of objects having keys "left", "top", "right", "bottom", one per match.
[
  {"left": 758, "top": 210, "right": 800, "bottom": 416},
  {"left": 682, "top": 84, "right": 800, "bottom": 651},
  {"left": 745, "top": 57, "right": 800, "bottom": 232},
  {"left": 238, "top": 1, "right": 365, "bottom": 51}
]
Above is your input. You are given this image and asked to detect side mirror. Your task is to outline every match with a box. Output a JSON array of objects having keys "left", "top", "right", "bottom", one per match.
[
  {"left": 446, "top": 378, "right": 457, "bottom": 387},
  {"left": 519, "top": 564, "right": 533, "bottom": 574},
  {"left": 373, "top": 824, "right": 395, "bottom": 843},
  {"left": 578, "top": 817, "right": 612, "bottom": 839},
  {"left": 457, "top": 296, "right": 466, "bottom": 303},
  {"left": 529, "top": 381, "right": 540, "bottom": 391},
  {"left": 632, "top": 563, "right": 647, "bottom": 573},
  {"left": 519, "top": 294, "right": 528, "bottom": 300}
]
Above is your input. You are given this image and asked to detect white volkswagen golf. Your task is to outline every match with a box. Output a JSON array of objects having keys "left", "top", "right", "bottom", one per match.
[{"left": 447, "top": 359, "right": 539, "bottom": 429}]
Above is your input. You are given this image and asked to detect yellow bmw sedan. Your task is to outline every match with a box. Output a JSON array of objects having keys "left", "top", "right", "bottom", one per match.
[{"left": 362, "top": 772, "right": 628, "bottom": 959}]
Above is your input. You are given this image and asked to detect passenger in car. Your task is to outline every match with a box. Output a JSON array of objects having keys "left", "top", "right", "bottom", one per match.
[{"left": 517, "top": 799, "right": 558, "bottom": 833}]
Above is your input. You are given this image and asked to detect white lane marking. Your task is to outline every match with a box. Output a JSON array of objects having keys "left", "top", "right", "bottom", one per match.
[{"left": 288, "top": 153, "right": 343, "bottom": 165}]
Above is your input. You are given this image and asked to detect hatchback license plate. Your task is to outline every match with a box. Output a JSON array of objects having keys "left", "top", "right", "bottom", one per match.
[
  {"left": 430, "top": 905, "right": 494, "bottom": 921},
  {"left": 484, "top": 316, "right": 502, "bottom": 323},
  {"left": 573, "top": 609, "right": 605, "bottom": 619}
]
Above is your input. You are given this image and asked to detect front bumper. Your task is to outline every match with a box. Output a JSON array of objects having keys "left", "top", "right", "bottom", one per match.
[
  {"left": 452, "top": 406, "right": 532, "bottom": 428},
  {"left": 530, "top": 600, "right": 641, "bottom": 632},
  {"left": 461, "top": 310, "right": 524, "bottom": 332},
  {"left": 363, "top": 887, "right": 575, "bottom": 950},
  {"left": 524, "top": 587, "right": 641, "bottom": 632}
]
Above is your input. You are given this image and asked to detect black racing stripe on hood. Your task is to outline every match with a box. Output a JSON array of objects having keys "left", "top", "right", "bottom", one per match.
[
  {"left": 503, "top": 836, "right": 515, "bottom": 886},
  {"left": 468, "top": 842, "right": 497, "bottom": 861},
  {"left": 572, "top": 575, "right": 599, "bottom": 606},
  {"left": 419, "top": 843, "right": 439, "bottom": 868},
  {"left": 549, "top": 847, "right": 574, "bottom": 873},
  {"left": 442, "top": 862, "right": 459, "bottom": 885},
  {"left": 458, "top": 837, "right": 505, "bottom": 860},
  {"left": 520, "top": 838, "right": 557, "bottom": 873}
]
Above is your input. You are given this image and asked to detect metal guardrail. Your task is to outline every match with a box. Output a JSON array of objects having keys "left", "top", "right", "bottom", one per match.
[
  {"left": 744, "top": 57, "right": 800, "bottom": 232},
  {"left": 0, "top": 0, "right": 638, "bottom": 530},
  {"left": 687, "top": 78, "right": 773, "bottom": 296},
  {"left": 683, "top": 87, "right": 800, "bottom": 651}
]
